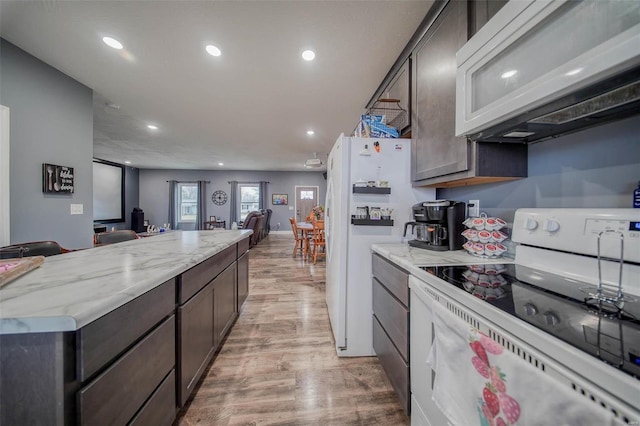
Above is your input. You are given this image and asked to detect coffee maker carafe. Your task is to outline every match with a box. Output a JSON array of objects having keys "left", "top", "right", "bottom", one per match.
[{"left": 403, "top": 200, "right": 465, "bottom": 251}]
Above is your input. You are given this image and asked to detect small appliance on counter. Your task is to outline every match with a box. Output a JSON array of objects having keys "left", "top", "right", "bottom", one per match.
[
  {"left": 403, "top": 200, "right": 466, "bottom": 251},
  {"left": 131, "top": 207, "right": 146, "bottom": 233}
]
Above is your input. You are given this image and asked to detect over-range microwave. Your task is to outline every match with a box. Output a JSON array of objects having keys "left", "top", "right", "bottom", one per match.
[{"left": 455, "top": 0, "right": 640, "bottom": 143}]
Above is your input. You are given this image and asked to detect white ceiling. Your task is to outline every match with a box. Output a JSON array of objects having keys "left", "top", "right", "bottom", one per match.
[{"left": 0, "top": 0, "right": 433, "bottom": 171}]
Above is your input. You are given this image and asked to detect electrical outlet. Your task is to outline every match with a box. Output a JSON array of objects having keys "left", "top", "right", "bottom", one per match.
[{"left": 468, "top": 200, "right": 480, "bottom": 217}]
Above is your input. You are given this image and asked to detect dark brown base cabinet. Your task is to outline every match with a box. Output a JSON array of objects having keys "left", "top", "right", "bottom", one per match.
[
  {"left": 372, "top": 254, "right": 411, "bottom": 415},
  {"left": 237, "top": 250, "right": 249, "bottom": 310},
  {"left": 178, "top": 279, "right": 216, "bottom": 407},
  {"left": 0, "top": 236, "right": 250, "bottom": 425}
]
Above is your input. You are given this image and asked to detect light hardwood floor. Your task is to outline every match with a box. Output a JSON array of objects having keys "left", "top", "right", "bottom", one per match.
[{"left": 176, "top": 234, "right": 409, "bottom": 425}]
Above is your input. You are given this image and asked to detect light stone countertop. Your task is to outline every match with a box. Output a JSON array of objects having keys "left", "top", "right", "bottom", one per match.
[
  {"left": 0, "top": 230, "right": 252, "bottom": 334},
  {"left": 371, "top": 243, "right": 513, "bottom": 284}
]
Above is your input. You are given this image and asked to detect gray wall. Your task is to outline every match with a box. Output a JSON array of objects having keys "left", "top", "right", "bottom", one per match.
[
  {"left": 438, "top": 115, "right": 640, "bottom": 222},
  {"left": 139, "top": 169, "right": 327, "bottom": 231},
  {"left": 1, "top": 40, "right": 94, "bottom": 249}
]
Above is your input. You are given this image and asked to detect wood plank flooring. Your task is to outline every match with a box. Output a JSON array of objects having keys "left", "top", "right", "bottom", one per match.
[{"left": 176, "top": 234, "right": 409, "bottom": 425}]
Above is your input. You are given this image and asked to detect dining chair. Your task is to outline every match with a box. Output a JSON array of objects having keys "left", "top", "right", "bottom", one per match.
[
  {"left": 0, "top": 241, "right": 71, "bottom": 259},
  {"left": 311, "top": 220, "right": 326, "bottom": 264},
  {"left": 93, "top": 230, "right": 139, "bottom": 246},
  {"left": 289, "top": 218, "right": 307, "bottom": 258}
]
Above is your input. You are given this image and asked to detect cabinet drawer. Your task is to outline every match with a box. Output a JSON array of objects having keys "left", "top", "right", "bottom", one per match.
[
  {"left": 237, "top": 237, "right": 250, "bottom": 256},
  {"left": 78, "top": 315, "right": 175, "bottom": 426},
  {"left": 372, "top": 254, "right": 409, "bottom": 306},
  {"left": 129, "top": 369, "right": 176, "bottom": 426},
  {"left": 373, "top": 279, "right": 409, "bottom": 361},
  {"left": 373, "top": 316, "right": 410, "bottom": 415},
  {"left": 180, "top": 245, "right": 235, "bottom": 304},
  {"left": 77, "top": 279, "right": 175, "bottom": 382}
]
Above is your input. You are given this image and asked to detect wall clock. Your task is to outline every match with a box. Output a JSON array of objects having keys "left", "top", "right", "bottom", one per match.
[{"left": 212, "top": 190, "right": 228, "bottom": 205}]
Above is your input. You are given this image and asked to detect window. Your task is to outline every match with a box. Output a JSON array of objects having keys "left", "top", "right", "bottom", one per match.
[
  {"left": 179, "top": 183, "right": 198, "bottom": 222},
  {"left": 239, "top": 184, "right": 260, "bottom": 222},
  {"left": 300, "top": 190, "right": 314, "bottom": 200}
]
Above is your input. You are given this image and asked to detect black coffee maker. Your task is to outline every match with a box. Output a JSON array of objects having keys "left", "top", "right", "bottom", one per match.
[{"left": 403, "top": 200, "right": 466, "bottom": 251}]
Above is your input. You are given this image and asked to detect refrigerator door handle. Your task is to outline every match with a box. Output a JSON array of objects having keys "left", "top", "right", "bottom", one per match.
[{"left": 325, "top": 177, "right": 333, "bottom": 258}]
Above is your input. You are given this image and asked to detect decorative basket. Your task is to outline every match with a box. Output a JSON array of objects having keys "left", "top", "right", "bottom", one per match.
[{"left": 367, "top": 98, "right": 408, "bottom": 131}]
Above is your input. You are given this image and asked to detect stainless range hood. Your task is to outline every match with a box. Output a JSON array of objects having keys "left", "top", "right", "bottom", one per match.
[{"left": 469, "top": 66, "right": 640, "bottom": 143}]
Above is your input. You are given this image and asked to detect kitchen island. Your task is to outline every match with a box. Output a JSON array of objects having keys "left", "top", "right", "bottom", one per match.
[{"left": 0, "top": 230, "right": 252, "bottom": 425}]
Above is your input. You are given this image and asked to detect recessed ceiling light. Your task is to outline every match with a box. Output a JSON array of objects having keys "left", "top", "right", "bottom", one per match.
[
  {"left": 102, "top": 36, "right": 123, "bottom": 50},
  {"left": 306, "top": 130, "right": 315, "bottom": 135},
  {"left": 206, "top": 44, "right": 222, "bottom": 57},
  {"left": 124, "top": 161, "right": 131, "bottom": 164},
  {"left": 501, "top": 70, "right": 518, "bottom": 79},
  {"left": 302, "top": 50, "right": 315, "bottom": 61},
  {"left": 147, "top": 124, "right": 158, "bottom": 130},
  {"left": 218, "top": 162, "right": 224, "bottom": 166}
]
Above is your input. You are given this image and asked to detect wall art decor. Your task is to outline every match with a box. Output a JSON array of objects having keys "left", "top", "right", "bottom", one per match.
[
  {"left": 272, "top": 194, "right": 288, "bottom": 205},
  {"left": 42, "top": 163, "right": 74, "bottom": 194}
]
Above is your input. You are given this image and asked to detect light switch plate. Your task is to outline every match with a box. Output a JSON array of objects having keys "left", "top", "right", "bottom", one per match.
[{"left": 70, "top": 203, "right": 83, "bottom": 215}]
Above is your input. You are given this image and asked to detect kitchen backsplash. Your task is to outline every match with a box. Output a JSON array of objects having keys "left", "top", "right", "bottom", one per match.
[{"left": 437, "top": 115, "right": 640, "bottom": 222}]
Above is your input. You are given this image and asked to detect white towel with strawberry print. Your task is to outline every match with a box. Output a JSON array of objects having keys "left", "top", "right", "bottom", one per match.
[{"left": 426, "top": 301, "right": 614, "bottom": 426}]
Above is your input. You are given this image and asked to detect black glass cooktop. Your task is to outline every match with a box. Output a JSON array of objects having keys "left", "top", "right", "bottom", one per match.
[{"left": 420, "top": 264, "right": 640, "bottom": 379}]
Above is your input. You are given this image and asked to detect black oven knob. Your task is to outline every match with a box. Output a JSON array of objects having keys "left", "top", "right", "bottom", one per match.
[
  {"left": 524, "top": 303, "right": 538, "bottom": 316},
  {"left": 543, "top": 311, "right": 561, "bottom": 326}
]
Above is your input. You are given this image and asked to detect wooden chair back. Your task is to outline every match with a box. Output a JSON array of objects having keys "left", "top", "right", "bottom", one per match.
[
  {"left": 289, "top": 217, "right": 307, "bottom": 258},
  {"left": 311, "top": 220, "right": 326, "bottom": 264},
  {"left": 94, "top": 230, "right": 139, "bottom": 246},
  {"left": 0, "top": 241, "right": 70, "bottom": 259},
  {"left": 289, "top": 217, "right": 300, "bottom": 236}
]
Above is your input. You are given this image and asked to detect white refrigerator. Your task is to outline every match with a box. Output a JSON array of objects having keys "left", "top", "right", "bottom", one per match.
[{"left": 324, "top": 134, "right": 435, "bottom": 357}]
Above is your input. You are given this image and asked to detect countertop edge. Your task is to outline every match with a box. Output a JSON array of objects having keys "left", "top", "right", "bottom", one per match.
[
  {"left": 0, "top": 231, "right": 252, "bottom": 335},
  {"left": 371, "top": 243, "right": 512, "bottom": 282}
]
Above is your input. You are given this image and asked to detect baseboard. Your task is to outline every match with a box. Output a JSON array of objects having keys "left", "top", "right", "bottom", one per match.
[{"left": 268, "top": 230, "right": 293, "bottom": 235}]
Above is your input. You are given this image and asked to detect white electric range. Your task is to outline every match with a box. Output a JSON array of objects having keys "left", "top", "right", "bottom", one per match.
[{"left": 409, "top": 208, "right": 640, "bottom": 426}]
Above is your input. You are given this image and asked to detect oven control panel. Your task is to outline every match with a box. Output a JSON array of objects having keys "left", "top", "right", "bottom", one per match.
[{"left": 512, "top": 209, "right": 640, "bottom": 263}]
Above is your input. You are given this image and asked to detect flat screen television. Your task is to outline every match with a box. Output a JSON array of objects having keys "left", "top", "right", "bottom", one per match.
[{"left": 93, "top": 159, "right": 125, "bottom": 223}]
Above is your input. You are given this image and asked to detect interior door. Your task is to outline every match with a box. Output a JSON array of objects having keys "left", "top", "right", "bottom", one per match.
[{"left": 295, "top": 186, "right": 318, "bottom": 222}]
